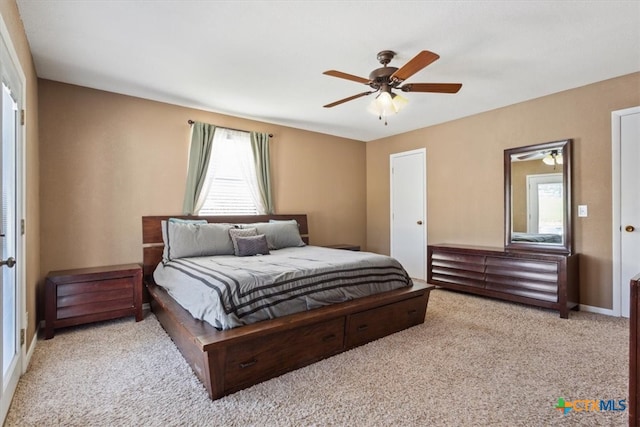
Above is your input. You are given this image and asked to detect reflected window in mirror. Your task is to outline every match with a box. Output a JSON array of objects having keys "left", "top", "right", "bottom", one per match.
[{"left": 505, "top": 139, "right": 572, "bottom": 253}]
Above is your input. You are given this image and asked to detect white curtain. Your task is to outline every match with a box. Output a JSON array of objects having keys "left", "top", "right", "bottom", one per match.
[{"left": 203, "top": 128, "right": 266, "bottom": 214}]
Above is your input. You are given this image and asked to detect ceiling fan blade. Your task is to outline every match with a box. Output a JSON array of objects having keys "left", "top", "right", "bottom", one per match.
[
  {"left": 516, "top": 151, "right": 546, "bottom": 160},
  {"left": 323, "top": 70, "right": 370, "bottom": 84},
  {"left": 400, "top": 83, "right": 462, "bottom": 93},
  {"left": 323, "top": 91, "right": 374, "bottom": 108},
  {"left": 390, "top": 50, "right": 440, "bottom": 82}
]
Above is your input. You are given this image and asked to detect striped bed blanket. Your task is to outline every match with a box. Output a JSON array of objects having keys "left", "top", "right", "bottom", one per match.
[{"left": 153, "top": 245, "right": 412, "bottom": 330}]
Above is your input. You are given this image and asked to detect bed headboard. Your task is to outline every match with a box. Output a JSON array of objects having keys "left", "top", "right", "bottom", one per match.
[{"left": 141, "top": 214, "right": 309, "bottom": 277}]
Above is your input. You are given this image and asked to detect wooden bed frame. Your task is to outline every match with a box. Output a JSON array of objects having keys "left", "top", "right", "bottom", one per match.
[{"left": 142, "top": 214, "right": 434, "bottom": 400}]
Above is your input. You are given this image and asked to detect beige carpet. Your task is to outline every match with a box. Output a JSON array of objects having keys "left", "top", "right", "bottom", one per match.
[{"left": 5, "top": 289, "right": 630, "bottom": 426}]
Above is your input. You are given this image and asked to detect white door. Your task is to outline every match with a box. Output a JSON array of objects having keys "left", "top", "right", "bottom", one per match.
[
  {"left": 390, "top": 149, "right": 426, "bottom": 280},
  {"left": 0, "top": 21, "right": 23, "bottom": 424},
  {"left": 612, "top": 107, "right": 640, "bottom": 318}
]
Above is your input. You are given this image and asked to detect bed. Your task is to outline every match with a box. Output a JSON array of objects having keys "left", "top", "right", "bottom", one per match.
[
  {"left": 142, "top": 214, "right": 434, "bottom": 400},
  {"left": 511, "top": 232, "right": 562, "bottom": 243}
]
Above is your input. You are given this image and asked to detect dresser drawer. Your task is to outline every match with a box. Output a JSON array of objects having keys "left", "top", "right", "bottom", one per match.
[
  {"left": 485, "top": 256, "right": 558, "bottom": 280},
  {"left": 485, "top": 256, "right": 558, "bottom": 301},
  {"left": 224, "top": 317, "right": 345, "bottom": 389},
  {"left": 431, "top": 251, "right": 485, "bottom": 272},
  {"left": 484, "top": 276, "right": 558, "bottom": 302},
  {"left": 430, "top": 250, "right": 486, "bottom": 288},
  {"left": 346, "top": 295, "right": 427, "bottom": 348}
]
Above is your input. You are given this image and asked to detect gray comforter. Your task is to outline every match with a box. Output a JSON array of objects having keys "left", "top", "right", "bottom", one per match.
[{"left": 153, "top": 245, "right": 412, "bottom": 330}]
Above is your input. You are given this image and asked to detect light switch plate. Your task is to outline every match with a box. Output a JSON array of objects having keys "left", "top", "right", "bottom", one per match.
[{"left": 578, "top": 205, "right": 588, "bottom": 217}]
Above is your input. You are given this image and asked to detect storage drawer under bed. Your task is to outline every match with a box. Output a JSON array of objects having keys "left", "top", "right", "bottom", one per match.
[
  {"left": 224, "top": 317, "right": 345, "bottom": 390},
  {"left": 345, "top": 295, "right": 428, "bottom": 348}
]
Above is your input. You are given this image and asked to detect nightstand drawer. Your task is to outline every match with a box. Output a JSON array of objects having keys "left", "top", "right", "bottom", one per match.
[
  {"left": 57, "top": 277, "right": 134, "bottom": 298},
  {"left": 57, "top": 277, "right": 135, "bottom": 319}
]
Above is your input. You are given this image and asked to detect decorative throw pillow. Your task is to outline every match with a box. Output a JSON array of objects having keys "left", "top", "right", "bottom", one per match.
[
  {"left": 235, "top": 234, "right": 270, "bottom": 257},
  {"left": 240, "top": 221, "right": 305, "bottom": 250},
  {"left": 161, "top": 220, "right": 235, "bottom": 261},
  {"left": 229, "top": 227, "right": 258, "bottom": 256}
]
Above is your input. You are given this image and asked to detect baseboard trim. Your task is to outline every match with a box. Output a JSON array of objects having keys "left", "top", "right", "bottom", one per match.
[
  {"left": 579, "top": 303, "right": 615, "bottom": 317},
  {"left": 23, "top": 323, "right": 38, "bottom": 374}
]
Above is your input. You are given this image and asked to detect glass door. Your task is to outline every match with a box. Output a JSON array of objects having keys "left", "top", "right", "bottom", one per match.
[
  {"left": 0, "top": 25, "right": 23, "bottom": 423},
  {"left": 526, "top": 173, "right": 563, "bottom": 234}
]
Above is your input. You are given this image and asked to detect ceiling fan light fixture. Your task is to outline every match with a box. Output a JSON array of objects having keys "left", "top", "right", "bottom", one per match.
[
  {"left": 367, "top": 90, "right": 408, "bottom": 117},
  {"left": 391, "top": 92, "right": 408, "bottom": 112},
  {"left": 542, "top": 150, "right": 563, "bottom": 166}
]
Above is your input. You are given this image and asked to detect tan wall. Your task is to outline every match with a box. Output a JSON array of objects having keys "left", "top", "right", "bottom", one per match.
[
  {"left": 38, "top": 80, "right": 366, "bottom": 283},
  {"left": 366, "top": 72, "right": 640, "bottom": 310},
  {"left": 0, "top": 1, "right": 40, "bottom": 348}
]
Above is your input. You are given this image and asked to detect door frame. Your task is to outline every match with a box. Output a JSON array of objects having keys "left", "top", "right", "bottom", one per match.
[
  {"left": 612, "top": 106, "right": 640, "bottom": 317},
  {"left": 389, "top": 148, "right": 427, "bottom": 280},
  {"left": 0, "top": 12, "right": 27, "bottom": 424}
]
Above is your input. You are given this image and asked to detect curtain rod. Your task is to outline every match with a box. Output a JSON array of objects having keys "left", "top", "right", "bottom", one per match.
[{"left": 187, "top": 120, "right": 273, "bottom": 138}]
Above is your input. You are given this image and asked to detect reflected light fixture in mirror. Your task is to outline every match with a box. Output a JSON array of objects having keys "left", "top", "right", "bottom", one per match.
[{"left": 542, "top": 150, "right": 564, "bottom": 166}]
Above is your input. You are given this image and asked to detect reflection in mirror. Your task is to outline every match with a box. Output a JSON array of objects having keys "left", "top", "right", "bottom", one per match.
[{"left": 505, "top": 139, "right": 572, "bottom": 253}]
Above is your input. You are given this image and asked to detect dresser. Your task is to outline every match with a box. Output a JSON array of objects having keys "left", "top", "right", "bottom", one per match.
[{"left": 427, "top": 244, "right": 579, "bottom": 318}]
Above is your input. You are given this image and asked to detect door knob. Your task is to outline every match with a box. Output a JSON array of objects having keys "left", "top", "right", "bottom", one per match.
[
  {"left": 0, "top": 257, "right": 15, "bottom": 268},
  {"left": 417, "top": 220, "right": 423, "bottom": 225},
  {"left": 626, "top": 225, "right": 635, "bottom": 232}
]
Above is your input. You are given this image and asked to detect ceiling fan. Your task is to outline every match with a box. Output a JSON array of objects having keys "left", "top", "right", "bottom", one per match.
[
  {"left": 323, "top": 50, "right": 462, "bottom": 124},
  {"left": 515, "top": 149, "right": 564, "bottom": 166}
]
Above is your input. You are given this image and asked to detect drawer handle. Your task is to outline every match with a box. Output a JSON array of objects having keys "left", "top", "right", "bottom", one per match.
[
  {"left": 357, "top": 324, "right": 369, "bottom": 332},
  {"left": 322, "top": 333, "right": 337, "bottom": 342},
  {"left": 407, "top": 309, "right": 417, "bottom": 316},
  {"left": 239, "top": 358, "right": 257, "bottom": 369}
]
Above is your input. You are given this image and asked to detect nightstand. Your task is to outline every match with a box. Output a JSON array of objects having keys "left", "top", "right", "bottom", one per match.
[
  {"left": 325, "top": 244, "right": 361, "bottom": 251},
  {"left": 44, "top": 263, "right": 143, "bottom": 339}
]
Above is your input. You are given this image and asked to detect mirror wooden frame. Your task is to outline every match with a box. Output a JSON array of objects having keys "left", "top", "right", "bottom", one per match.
[{"left": 504, "top": 139, "right": 572, "bottom": 254}]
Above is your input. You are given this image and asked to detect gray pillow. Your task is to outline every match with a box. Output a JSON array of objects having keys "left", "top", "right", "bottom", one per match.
[
  {"left": 161, "top": 221, "right": 235, "bottom": 261},
  {"left": 235, "top": 234, "right": 270, "bottom": 257},
  {"left": 240, "top": 221, "right": 305, "bottom": 250},
  {"left": 229, "top": 227, "right": 258, "bottom": 256}
]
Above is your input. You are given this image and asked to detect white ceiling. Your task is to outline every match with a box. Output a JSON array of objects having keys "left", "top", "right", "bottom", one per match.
[{"left": 15, "top": 1, "right": 640, "bottom": 142}]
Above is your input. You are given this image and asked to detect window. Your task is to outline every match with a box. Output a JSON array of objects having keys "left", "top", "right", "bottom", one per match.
[{"left": 197, "top": 128, "right": 264, "bottom": 215}]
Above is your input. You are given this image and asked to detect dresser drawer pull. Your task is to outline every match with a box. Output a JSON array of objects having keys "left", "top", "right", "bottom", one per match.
[
  {"left": 407, "top": 309, "right": 417, "bottom": 316},
  {"left": 322, "top": 333, "right": 337, "bottom": 342},
  {"left": 239, "top": 358, "right": 257, "bottom": 369},
  {"left": 357, "top": 324, "right": 369, "bottom": 332}
]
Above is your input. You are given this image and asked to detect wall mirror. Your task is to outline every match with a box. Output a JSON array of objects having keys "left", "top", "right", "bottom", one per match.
[{"left": 504, "top": 139, "right": 572, "bottom": 253}]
